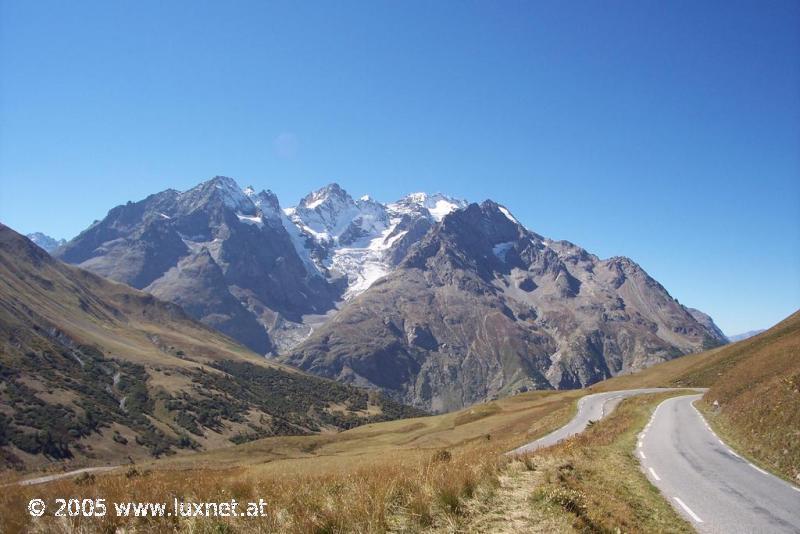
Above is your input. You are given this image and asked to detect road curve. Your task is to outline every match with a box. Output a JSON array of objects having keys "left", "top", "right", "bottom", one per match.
[
  {"left": 639, "top": 394, "right": 800, "bottom": 534},
  {"left": 510, "top": 387, "right": 697, "bottom": 455},
  {"left": 16, "top": 466, "right": 118, "bottom": 486}
]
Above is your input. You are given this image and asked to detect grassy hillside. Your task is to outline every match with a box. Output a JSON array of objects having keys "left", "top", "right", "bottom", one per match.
[
  {"left": 0, "top": 225, "right": 422, "bottom": 470},
  {"left": 695, "top": 312, "right": 800, "bottom": 483}
]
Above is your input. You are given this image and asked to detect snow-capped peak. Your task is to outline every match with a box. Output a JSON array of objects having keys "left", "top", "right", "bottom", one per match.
[
  {"left": 404, "top": 192, "right": 430, "bottom": 204},
  {"left": 275, "top": 186, "right": 470, "bottom": 300},
  {"left": 26, "top": 232, "right": 66, "bottom": 253},
  {"left": 290, "top": 183, "right": 385, "bottom": 243},
  {"left": 299, "top": 183, "right": 352, "bottom": 211},
  {"left": 390, "top": 192, "right": 467, "bottom": 221},
  {"left": 248, "top": 189, "right": 282, "bottom": 219},
  {"left": 180, "top": 176, "right": 257, "bottom": 215}
]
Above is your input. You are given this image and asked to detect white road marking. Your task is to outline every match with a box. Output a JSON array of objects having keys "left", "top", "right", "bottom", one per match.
[
  {"left": 639, "top": 451, "right": 646, "bottom": 459},
  {"left": 649, "top": 467, "right": 661, "bottom": 481},
  {"left": 674, "top": 497, "right": 703, "bottom": 523},
  {"left": 751, "top": 464, "right": 769, "bottom": 475},
  {"left": 688, "top": 399, "right": 800, "bottom": 493}
]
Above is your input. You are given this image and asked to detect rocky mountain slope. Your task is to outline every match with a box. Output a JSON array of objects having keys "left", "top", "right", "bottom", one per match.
[
  {"left": 26, "top": 232, "right": 66, "bottom": 253},
  {"left": 282, "top": 201, "right": 728, "bottom": 411},
  {"left": 0, "top": 225, "right": 422, "bottom": 469},
  {"left": 687, "top": 307, "right": 728, "bottom": 341}
]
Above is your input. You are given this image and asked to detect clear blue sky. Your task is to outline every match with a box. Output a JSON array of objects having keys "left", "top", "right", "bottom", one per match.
[{"left": 1, "top": 1, "right": 798, "bottom": 335}]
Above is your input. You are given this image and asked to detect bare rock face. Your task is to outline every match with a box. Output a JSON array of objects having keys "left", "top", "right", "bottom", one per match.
[
  {"left": 282, "top": 201, "right": 727, "bottom": 412},
  {"left": 56, "top": 177, "right": 340, "bottom": 354}
]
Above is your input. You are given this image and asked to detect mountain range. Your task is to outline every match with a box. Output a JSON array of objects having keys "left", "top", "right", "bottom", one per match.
[{"left": 50, "top": 176, "right": 727, "bottom": 411}]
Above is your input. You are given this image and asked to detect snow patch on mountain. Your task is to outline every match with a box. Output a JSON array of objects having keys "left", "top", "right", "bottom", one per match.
[
  {"left": 493, "top": 241, "right": 514, "bottom": 261},
  {"left": 280, "top": 210, "right": 320, "bottom": 277},
  {"left": 236, "top": 214, "right": 264, "bottom": 227},
  {"left": 388, "top": 192, "right": 467, "bottom": 221},
  {"left": 328, "top": 219, "right": 403, "bottom": 299},
  {"left": 498, "top": 206, "right": 518, "bottom": 224},
  {"left": 212, "top": 177, "right": 255, "bottom": 212}
]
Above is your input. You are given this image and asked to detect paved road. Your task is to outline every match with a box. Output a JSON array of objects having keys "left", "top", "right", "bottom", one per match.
[
  {"left": 639, "top": 394, "right": 800, "bottom": 533},
  {"left": 17, "top": 466, "right": 118, "bottom": 486},
  {"left": 509, "top": 387, "right": 694, "bottom": 455}
]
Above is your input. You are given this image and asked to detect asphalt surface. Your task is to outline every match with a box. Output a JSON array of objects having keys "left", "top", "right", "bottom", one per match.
[
  {"left": 639, "top": 394, "right": 800, "bottom": 533},
  {"left": 509, "top": 387, "right": 691, "bottom": 455}
]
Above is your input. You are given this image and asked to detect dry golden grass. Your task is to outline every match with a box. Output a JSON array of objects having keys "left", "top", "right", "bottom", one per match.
[
  {"left": 1, "top": 388, "right": 696, "bottom": 533},
  {"left": 454, "top": 456, "right": 576, "bottom": 533},
  {"left": 2, "top": 442, "right": 512, "bottom": 533}
]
